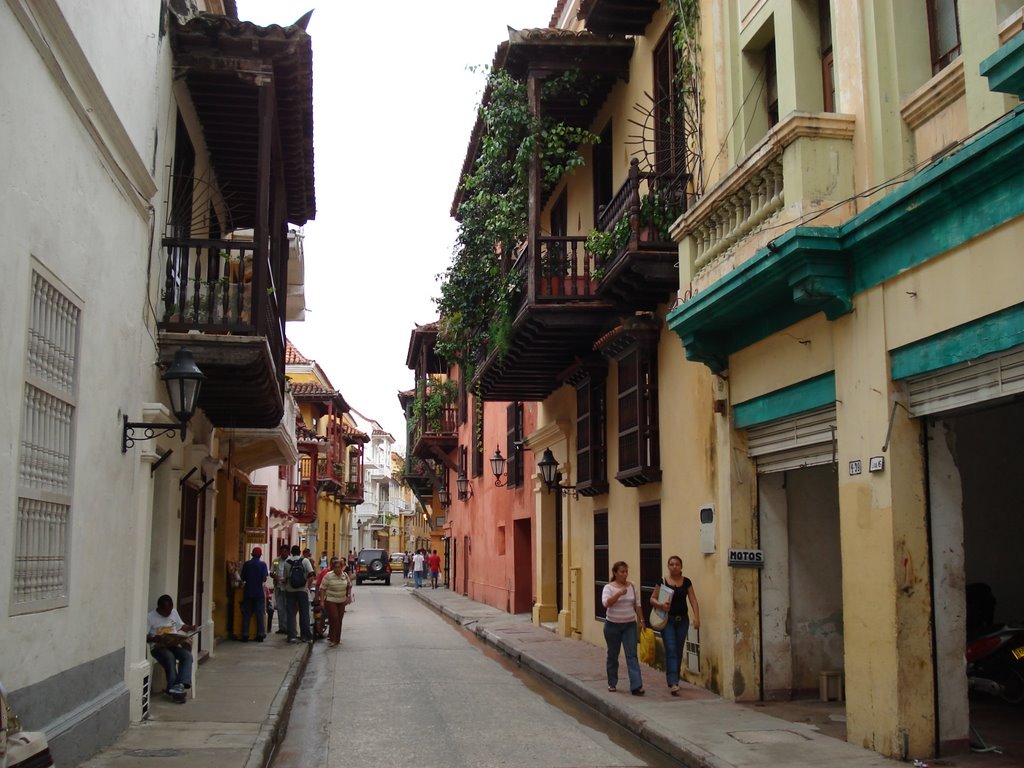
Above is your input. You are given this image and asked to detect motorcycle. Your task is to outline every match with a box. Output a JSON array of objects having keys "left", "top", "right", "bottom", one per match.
[{"left": 966, "top": 622, "right": 1024, "bottom": 704}]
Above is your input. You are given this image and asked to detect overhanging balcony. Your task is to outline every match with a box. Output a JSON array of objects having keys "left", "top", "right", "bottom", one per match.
[
  {"left": 475, "top": 239, "right": 615, "bottom": 401},
  {"left": 410, "top": 404, "right": 458, "bottom": 470},
  {"left": 579, "top": 0, "right": 662, "bottom": 35},
  {"left": 595, "top": 159, "right": 684, "bottom": 309}
]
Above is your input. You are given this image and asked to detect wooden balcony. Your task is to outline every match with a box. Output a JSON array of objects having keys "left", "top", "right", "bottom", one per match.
[
  {"left": 595, "top": 159, "right": 683, "bottom": 309},
  {"left": 410, "top": 404, "right": 458, "bottom": 469},
  {"left": 475, "top": 237, "right": 615, "bottom": 401},
  {"left": 403, "top": 455, "right": 436, "bottom": 509},
  {"left": 289, "top": 482, "right": 316, "bottom": 525},
  {"left": 579, "top": 0, "right": 662, "bottom": 35},
  {"left": 157, "top": 238, "right": 286, "bottom": 429}
]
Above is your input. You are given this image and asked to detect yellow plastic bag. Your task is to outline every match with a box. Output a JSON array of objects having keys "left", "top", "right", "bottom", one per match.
[{"left": 638, "top": 626, "right": 655, "bottom": 665}]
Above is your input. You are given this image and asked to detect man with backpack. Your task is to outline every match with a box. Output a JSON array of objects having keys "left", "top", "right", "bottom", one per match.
[{"left": 283, "top": 545, "right": 314, "bottom": 643}]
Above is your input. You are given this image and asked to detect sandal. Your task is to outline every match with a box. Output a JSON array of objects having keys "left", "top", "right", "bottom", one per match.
[
  {"left": 607, "top": 686, "right": 617, "bottom": 692},
  {"left": 669, "top": 684, "right": 680, "bottom": 696}
]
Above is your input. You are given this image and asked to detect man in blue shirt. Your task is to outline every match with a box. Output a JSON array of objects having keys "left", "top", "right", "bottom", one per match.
[{"left": 239, "top": 547, "right": 269, "bottom": 642}]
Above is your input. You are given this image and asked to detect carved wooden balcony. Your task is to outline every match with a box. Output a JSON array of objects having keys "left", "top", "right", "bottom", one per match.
[
  {"left": 595, "top": 159, "right": 684, "bottom": 309},
  {"left": 411, "top": 403, "right": 458, "bottom": 469},
  {"left": 475, "top": 237, "right": 615, "bottom": 401},
  {"left": 157, "top": 237, "right": 286, "bottom": 429}
]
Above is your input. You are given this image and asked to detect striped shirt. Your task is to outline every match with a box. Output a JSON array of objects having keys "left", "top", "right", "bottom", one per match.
[{"left": 602, "top": 582, "right": 639, "bottom": 623}]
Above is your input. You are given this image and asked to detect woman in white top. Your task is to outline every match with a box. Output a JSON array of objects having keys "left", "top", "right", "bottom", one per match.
[
  {"left": 320, "top": 560, "right": 353, "bottom": 646},
  {"left": 601, "top": 561, "right": 645, "bottom": 695}
]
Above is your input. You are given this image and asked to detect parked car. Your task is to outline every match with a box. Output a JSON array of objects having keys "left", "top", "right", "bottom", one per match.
[
  {"left": 355, "top": 548, "right": 390, "bottom": 585},
  {"left": 389, "top": 552, "right": 407, "bottom": 574}
]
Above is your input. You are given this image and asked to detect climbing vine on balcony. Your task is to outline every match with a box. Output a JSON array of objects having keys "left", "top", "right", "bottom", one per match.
[
  {"left": 435, "top": 67, "right": 598, "bottom": 376},
  {"left": 670, "top": 0, "right": 705, "bottom": 195}
]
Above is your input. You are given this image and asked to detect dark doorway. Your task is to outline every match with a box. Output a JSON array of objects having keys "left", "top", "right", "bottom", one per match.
[
  {"left": 513, "top": 519, "right": 533, "bottom": 614},
  {"left": 177, "top": 484, "right": 205, "bottom": 650}
]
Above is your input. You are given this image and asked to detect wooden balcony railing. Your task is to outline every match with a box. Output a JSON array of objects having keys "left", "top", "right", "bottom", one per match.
[
  {"left": 159, "top": 237, "right": 284, "bottom": 370},
  {"left": 508, "top": 236, "right": 602, "bottom": 316}
]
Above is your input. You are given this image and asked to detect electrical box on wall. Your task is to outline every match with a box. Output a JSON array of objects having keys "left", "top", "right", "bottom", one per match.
[{"left": 699, "top": 505, "right": 715, "bottom": 554}]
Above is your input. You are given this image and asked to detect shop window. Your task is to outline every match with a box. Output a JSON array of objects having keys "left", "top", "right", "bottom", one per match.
[
  {"left": 639, "top": 503, "right": 662, "bottom": 623},
  {"left": 927, "top": 0, "right": 960, "bottom": 74},
  {"left": 594, "top": 510, "right": 609, "bottom": 620}
]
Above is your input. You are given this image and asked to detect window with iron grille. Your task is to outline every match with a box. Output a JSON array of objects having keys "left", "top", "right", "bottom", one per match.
[
  {"left": 639, "top": 503, "right": 662, "bottom": 623},
  {"left": 506, "top": 402, "right": 524, "bottom": 489},
  {"left": 594, "top": 510, "right": 609, "bottom": 620},
  {"left": 927, "top": 0, "right": 960, "bottom": 75},
  {"left": 13, "top": 268, "right": 80, "bottom": 613}
]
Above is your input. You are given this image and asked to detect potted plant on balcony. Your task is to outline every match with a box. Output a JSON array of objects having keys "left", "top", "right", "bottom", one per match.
[{"left": 412, "top": 380, "right": 457, "bottom": 434}]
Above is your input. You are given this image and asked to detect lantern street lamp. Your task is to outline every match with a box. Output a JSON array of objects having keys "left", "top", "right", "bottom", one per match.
[
  {"left": 122, "top": 346, "right": 205, "bottom": 452},
  {"left": 490, "top": 446, "right": 507, "bottom": 486},
  {"left": 437, "top": 484, "right": 450, "bottom": 509},
  {"left": 456, "top": 470, "right": 472, "bottom": 500},
  {"left": 538, "top": 448, "right": 577, "bottom": 499}
]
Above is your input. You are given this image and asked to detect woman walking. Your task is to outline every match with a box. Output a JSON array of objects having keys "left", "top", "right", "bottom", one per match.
[
  {"left": 320, "top": 559, "right": 353, "bottom": 647},
  {"left": 601, "top": 561, "right": 645, "bottom": 695},
  {"left": 651, "top": 555, "right": 700, "bottom": 695}
]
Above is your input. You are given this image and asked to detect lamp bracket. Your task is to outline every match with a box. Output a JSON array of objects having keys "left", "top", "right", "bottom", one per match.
[
  {"left": 150, "top": 449, "right": 174, "bottom": 476},
  {"left": 122, "top": 415, "right": 186, "bottom": 453}
]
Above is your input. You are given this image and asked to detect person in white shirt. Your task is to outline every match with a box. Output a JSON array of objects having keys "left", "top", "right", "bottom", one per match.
[
  {"left": 146, "top": 594, "right": 195, "bottom": 699},
  {"left": 601, "top": 561, "right": 645, "bottom": 696},
  {"left": 412, "top": 550, "right": 425, "bottom": 588}
]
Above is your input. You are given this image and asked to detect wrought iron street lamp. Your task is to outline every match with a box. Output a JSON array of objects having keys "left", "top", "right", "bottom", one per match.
[
  {"left": 437, "top": 484, "right": 450, "bottom": 509},
  {"left": 537, "top": 448, "right": 577, "bottom": 499},
  {"left": 456, "top": 470, "right": 472, "bottom": 499},
  {"left": 122, "top": 347, "right": 205, "bottom": 452},
  {"left": 490, "top": 446, "right": 507, "bottom": 486}
]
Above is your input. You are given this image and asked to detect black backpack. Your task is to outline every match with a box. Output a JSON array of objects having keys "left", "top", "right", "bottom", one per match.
[{"left": 287, "top": 558, "right": 307, "bottom": 588}]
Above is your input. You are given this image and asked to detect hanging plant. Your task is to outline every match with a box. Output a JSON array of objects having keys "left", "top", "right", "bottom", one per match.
[{"left": 435, "top": 67, "right": 598, "bottom": 376}]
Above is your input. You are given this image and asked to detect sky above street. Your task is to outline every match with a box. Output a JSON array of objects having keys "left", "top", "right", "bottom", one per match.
[{"left": 238, "top": 0, "right": 558, "bottom": 444}]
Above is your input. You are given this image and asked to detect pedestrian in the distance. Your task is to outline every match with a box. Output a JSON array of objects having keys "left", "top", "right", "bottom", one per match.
[
  {"left": 273, "top": 544, "right": 290, "bottom": 634},
  {"left": 650, "top": 555, "right": 700, "bottom": 695},
  {"left": 601, "top": 561, "right": 645, "bottom": 696},
  {"left": 428, "top": 549, "right": 441, "bottom": 589},
  {"left": 239, "top": 546, "right": 269, "bottom": 642},
  {"left": 320, "top": 559, "right": 353, "bottom": 647},
  {"left": 412, "top": 549, "right": 425, "bottom": 588},
  {"left": 402, "top": 551, "right": 410, "bottom": 581}
]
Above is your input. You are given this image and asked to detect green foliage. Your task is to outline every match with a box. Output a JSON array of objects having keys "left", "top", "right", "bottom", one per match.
[
  {"left": 412, "top": 379, "right": 458, "bottom": 432},
  {"left": 435, "top": 67, "right": 597, "bottom": 372}
]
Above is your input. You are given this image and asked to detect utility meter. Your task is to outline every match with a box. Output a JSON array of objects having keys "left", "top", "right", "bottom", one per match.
[{"left": 699, "top": 505, "right": 715, "bottom": 554}]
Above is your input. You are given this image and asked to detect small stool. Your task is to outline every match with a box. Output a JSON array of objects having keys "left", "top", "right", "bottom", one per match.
[{"left": 819, "top": 670, "right": 844, "bottom": 702}]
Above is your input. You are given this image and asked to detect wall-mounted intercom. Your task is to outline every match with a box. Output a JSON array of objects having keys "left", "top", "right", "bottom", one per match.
[{"left": 699, "top": 505, "right": 715, "bottom": 554}]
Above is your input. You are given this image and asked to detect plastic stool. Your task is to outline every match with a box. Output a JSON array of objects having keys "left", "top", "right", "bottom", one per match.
[{"left": 819, "top": 670, "right": 844, "bottom": 702}]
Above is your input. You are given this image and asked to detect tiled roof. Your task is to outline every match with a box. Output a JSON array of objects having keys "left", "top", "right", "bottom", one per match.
[
  {"left": 290, "top": 380, "right": 334, "bottom": 398},
  {"left": 286, "top": 340, "right": 312, "bottom": 365}
]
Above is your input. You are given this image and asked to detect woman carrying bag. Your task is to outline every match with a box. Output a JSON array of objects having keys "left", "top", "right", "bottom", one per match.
[
  {"left": 601, "top": 561, "right": 645, "bottom": 696},
  {"left": 320, "top": 559, "right": 354, "bottom": 647},
  {"left": 651, "top": 555, "right": 700, "bottom": 695}
]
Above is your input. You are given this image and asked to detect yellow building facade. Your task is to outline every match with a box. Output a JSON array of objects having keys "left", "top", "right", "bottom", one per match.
[{"left": 450, "top": 0, "right": 1024, "bottom": 761}]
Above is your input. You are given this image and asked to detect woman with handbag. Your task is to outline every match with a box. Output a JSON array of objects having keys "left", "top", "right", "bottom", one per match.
[
  {"left": 651, "top": 555, "right": 700, "bottom": 695},
  {"left": 320, "top": 559, "right": 354, "bottom": 647},
  {"left": 601, "top": 561, "right": 645, "bottom": 695}
]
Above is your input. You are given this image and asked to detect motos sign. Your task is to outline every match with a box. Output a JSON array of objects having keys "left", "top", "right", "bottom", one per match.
[{"left": 727, "top": 548, "right": 764, "bottom": 568}]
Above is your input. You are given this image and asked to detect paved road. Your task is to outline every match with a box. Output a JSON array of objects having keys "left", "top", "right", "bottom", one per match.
[{"left": 273, "top": 583, "right": 681, "bottom": 767}]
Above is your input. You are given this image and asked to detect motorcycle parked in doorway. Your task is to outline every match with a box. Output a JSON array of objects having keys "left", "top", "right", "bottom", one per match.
[{"left": 966, "top": 623, "right": 1024, "bottom": 704}]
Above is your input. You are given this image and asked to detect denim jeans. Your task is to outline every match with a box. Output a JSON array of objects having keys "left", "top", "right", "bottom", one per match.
[
  {"left": 661, "top": 617, "right": 689, "bottom": 687},
  {"left": 152, "top": 645, "right": 193, "bottom": 690},
  {"left": 603, "top": 620, "right": 643, "bottom": 692},
  {"left": 285, "top": 590, "right": 312, "bottom": 641},
  {"left": 275, "top": 587, "right": 287, "bottom": 630},
  {"left": 414, "top": 570, "right": 424, "bottom": 588},
  {"left": 240, "top": 595, "right": 266, "bottom": 639}
]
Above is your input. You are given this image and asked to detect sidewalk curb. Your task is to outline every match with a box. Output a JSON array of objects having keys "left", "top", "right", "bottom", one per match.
[
  {"left": 414, "top": 593, "right": 727, "bottom": 768},
  {"left": 244, "top": 643, "right": 311, "bottom": 768}
]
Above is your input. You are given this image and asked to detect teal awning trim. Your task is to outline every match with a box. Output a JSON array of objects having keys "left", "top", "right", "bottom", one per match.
[
  {"left": 890, "top": 302, "right": 1024, "bottom": 380},
  {"left": 733, "top": 372, "right": 836, "bottom": 429}
]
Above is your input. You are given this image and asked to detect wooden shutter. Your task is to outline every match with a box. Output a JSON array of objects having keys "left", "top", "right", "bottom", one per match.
[{"left": 575, "top": 371, "right": 608, "bottom": 496}]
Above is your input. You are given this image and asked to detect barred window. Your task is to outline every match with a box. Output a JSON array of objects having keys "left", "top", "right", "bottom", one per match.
[{"left": 13, "top": 269, "right": 80, "bottom": 613}]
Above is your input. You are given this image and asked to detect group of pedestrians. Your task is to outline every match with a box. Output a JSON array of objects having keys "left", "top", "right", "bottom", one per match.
[
  {"left": 402, "top": 549, "right": 440, "bottom": 588},
  {"left": 236, "top": 544, "right": 353, "bottom": 647}
]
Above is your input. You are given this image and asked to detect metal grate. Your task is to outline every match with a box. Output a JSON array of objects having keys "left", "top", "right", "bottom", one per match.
[{"left": 13, "top": 271, "right": 79, "bottom": 611}]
